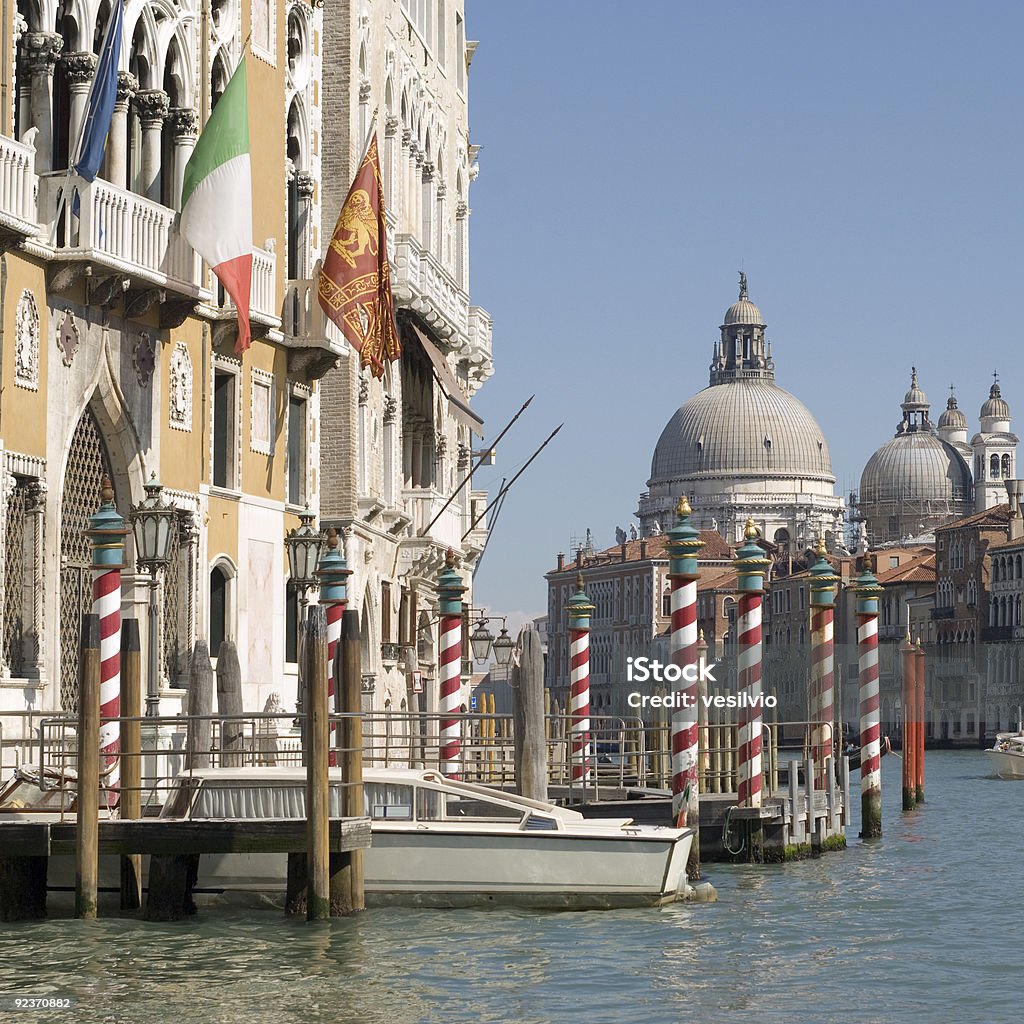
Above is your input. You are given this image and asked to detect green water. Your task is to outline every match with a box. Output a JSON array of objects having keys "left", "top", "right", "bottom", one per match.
[{"left": 0, "top": 750, "right": 1016, "bottom": 1024}]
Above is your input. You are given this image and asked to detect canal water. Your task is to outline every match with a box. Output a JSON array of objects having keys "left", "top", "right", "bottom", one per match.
[{"left": 0, "top": 750, "right": 1016, "bottom": 1023}]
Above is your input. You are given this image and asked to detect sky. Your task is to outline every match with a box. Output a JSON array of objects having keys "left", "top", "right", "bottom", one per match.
[{"left": 462, "top": 1, "right": 1024, "bottom": 629}]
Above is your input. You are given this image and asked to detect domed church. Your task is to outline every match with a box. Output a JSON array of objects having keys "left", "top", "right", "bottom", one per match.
[
  {"left": 856, "top": 370, "right": 1018, "bottom": 545},
  {"left": 637, "top": 276, "right": 844, "bottom": 551}
]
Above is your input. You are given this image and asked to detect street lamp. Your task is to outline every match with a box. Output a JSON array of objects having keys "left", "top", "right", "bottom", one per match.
[
  {"left": 469, "top": 615, "right": 495, "bottom": 664},
  {"left": 129, "top": 472, "right": 176, "bottom": 717},
  {"left": 285, "top": 507, "right": 322, "bottom": 722},
  {"left": 492, "top": 624, "right": 515, "bottom": 668}
]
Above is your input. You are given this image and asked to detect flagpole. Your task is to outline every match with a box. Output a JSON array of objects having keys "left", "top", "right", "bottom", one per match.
[{"left": 49, "top": 0, "right": 122, "bottom": 246}]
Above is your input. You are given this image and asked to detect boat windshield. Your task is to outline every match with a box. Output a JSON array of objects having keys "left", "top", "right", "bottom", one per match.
[{"left": 0, "top": 772, "right": 76, "bottom": 812}]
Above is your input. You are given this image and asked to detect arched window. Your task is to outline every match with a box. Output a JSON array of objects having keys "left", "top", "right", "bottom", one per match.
[
  {"left": 991, "top": 454, "right": 1000, "bottom": 479},
  {"left": 1017, "top": 554, "right": 1023, "bottom": 580},
  {"left": 1003, "top": 454, "right": 1012, "bottom": 478},
  {"left": 209, "top": 563, "right": 231, "bottom": 653}
]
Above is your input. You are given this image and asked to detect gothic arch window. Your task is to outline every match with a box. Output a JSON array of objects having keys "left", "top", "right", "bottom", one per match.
[
  {"left": 211, "top": 51, "right": 230, "bottom": 109},
  {"left": 1017, "top": 554, "right": 1023, "bottom": 579},
  {"left": 455, "top": 169, "right": 467, "bottom": 289},
  {"left": 59, "top": 406, "right": 115, "bottom": 711}
]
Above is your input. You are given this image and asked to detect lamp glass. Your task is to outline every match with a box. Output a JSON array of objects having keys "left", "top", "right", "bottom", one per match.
[
  {"left": 492, "top": 627, "right": 514, "bottom": 667},
  {"left": 470, "top": 618, "right": 494, "bottom": 663}
]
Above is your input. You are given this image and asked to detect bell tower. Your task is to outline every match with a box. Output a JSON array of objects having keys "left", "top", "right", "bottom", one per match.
[{"left": 709, "top": 273, "right": 775, "bottom": 385}]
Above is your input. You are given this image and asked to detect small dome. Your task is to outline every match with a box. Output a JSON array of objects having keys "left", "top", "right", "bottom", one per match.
[
  {"left": 860, "top": 432, "right": 972, "bottom": 508},
  {"left": 938, "top": 395, "right": 967, "bottom": 430},
  {"left": 723, "top": 298, "right": 765, "bottom": 326},
  {"left": 902, "top": 367, "right": 928, "bottom": 410},
  {"left": 981, "top": 381, "right": 1011, "bottom": 421}
]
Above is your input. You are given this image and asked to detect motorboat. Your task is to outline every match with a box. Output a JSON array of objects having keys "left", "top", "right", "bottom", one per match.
[
  {"left": 158, "top": 766, "right": 695, "bottom": 909},
  {"left": 986, "top": 732, "right": 1024, "bottom": 779}
]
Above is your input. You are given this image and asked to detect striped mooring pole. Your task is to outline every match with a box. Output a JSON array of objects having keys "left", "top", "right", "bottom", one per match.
[
  {"left": 566, "top": 573, "right": 594, "bottom": 784},
  {"left": 438, "top": 550, "right": 466, "bottom": 778},
  {"left": 666, "top": 497, "right": 704, "bottom": 874},
  {"left": 734, "top": 519, "right": 770, "bottom": 811},
  {"left": 854, "top": 558, "right": 883, "bottom": 837},
  {"left": 316, "top": 528, "right": 350, "bottom": 767},
  {"left": 809, "top": 538, "right": 840, "bottom": 788},
  {"left": 86, "top": 477, "right": 127, "bottom": 807}
]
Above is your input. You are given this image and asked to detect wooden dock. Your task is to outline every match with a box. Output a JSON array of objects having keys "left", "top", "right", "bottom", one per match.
[{"left": 0, "top": 816, "right": 371, "bottom": 921}]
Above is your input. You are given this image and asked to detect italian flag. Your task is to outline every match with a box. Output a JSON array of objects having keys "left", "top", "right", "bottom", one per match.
[{"left": 180, "top": 58, "right": 252, "bottom": 355}]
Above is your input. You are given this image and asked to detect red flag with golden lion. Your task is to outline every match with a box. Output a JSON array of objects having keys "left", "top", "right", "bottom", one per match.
[{"left": 318, "top": 134, "right": 400, "bottom": 376}]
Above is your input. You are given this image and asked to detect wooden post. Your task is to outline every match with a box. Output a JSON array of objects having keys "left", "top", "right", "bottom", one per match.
[
  {"left": 119, "top": 618, "right": 143, "bottom": 911},
  {"left": 76, "top": 613, "right": 101, "bottom": 920},
  {"left": 901, "top": 633, "right": 917, "bottom": 810},
  {"left": 305, "top": 605, "right": 330, "bottom": 920},
  {"left": 333, "top": 607, "right": 365, "bottom": 914},
  {"left": 806, "top": 755, "right": 819, "bottom": 855},
  {"left": 511, "top": 625, "right": 547, "bottom": 802},
  {"left": 216, "top": 640, "right": 244, "bottom": 768},
  {"left": 916, "top": 640, "right": 926, "bottom": 803},
  {"left": 0, "top": 851, "right": 48, "bottom": 921},
  {"left": 185, "top": 640, "right": 213, "bottom": 770}
]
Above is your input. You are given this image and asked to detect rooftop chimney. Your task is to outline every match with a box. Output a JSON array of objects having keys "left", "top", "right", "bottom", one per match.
[
  {"left": 557, "top": 552, "right": 565, "bottom": 571},
  {"left": 640, "top": 539, "right": 648, "bottom": 560}
]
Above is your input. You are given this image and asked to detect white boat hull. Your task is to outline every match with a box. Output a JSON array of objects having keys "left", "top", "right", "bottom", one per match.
[{"left": 986, "top": 748, "right": 1024, "bottom": 779}]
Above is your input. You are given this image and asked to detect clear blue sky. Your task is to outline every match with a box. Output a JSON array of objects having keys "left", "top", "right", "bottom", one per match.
[{"left": 463, "top": 1, "right": 1024, "bottom": 626}]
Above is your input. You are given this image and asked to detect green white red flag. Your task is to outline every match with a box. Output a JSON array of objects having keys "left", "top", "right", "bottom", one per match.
[{"left": 180, "top": 58, "right": 253, "bottom": 355}]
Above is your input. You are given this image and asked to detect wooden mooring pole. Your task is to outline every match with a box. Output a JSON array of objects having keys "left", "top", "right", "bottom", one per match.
[
  {"left": 916, "top": 639, "right": 926, "bottom": 803},
  {"left": 901, "top": 632, "right": 917, "bottom": 811},
  {"left": 119, "top": 618, "right": 143, "bottom": 911},
  {"left": 76, "top": 613, "right": 101, "bottom": 919},
  {"left": 335, "top": 607, "right": 365, "bottom": 914},
  {"left": 305, "top": 604, "right": 331, "bottom": 920}
]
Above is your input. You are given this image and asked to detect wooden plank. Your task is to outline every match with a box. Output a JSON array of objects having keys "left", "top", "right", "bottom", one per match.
[
  {"left": 0, "top": 822, "right": 51, "bottom": 856},
  {"left": 49, "top": 817, "right": 373, "bottom": 856}
]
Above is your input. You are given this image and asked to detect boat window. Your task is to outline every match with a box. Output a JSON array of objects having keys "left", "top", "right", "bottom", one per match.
[
  {"left": 162, "top": 777, "right": 202, "bottom": 818},
  {"left": 523, "top": 814, "right": 559, "bottom": 831},
  {"left": 191, "top": 783, "right": 314, "bottom": 819},
  {"left": 416, "top": 787, "right": 441, "bottom": 821},
  {"left": 444, "top": 794, "right": 524, "bottom": 821},
  {"left": 365, "top": 782, "right": 413, "bottom": 820},
  {"left": 0, "top": 777, "right": 75, "bottom": 812}
]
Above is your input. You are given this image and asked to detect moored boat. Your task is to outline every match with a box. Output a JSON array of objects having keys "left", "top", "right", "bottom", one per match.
[{"left": 986, "top": 732, "right": 1024, "bottom": 779}]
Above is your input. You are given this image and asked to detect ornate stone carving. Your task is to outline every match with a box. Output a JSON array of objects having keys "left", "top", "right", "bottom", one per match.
[
  {"left": 62, "top": 51, "right": 98, "bottom": 86},
  {"left": 133, "top": 331, "right": 155, "bottom": 387},
  {"left": 169, "top": 342, "right": 193, "bottom": 432},
  {"left": 168, "top": 106, "right": 199, "bottom": 140},
  {"left": 457, "top": 442, "right": 471, "bottom": 469},
  {"left": 358, "top": 372, "right": 370, "bottom": 405},
  {"left": 14, "top": 289, "right": 39, "bottom": 390},
  {"left": 436, "top": 433, "right": 447, "bottom": 457},
  {"left": 359, "top": 80, "right": 372, "bottom": 103},
  {"left": 456, "top": 200, "right": 468, "bottom": 219},
  {"left": 436, "top": 180, "right": 447, "bottom": 199},
  {"left": 401, "top": 127, "right": 411, "bottom": 147},
  {"left": 134, "top": 89, "right": 169, "bottom": 128},
  {"left": 24, "top": 32, "right": 62, "bottom": 75},
  {"left": 421, "top": 161, "right": 434, "bottom": 181},
  {"left": 26, "top": 477, "right": 47, "bottom": 512},
  {"left": 116, "top": 70, "right": 138, "bottom": 106},
  {"left": 384, "top": 115, "right": 399, "bottom": 138},
  {"left": 295, "top": 171, "right": 314, "bottom": 200},
  {"left": 383, "top": 394, "right": 398, "bottom": 424},
  {"left": 56, "top": 309, "right": 79, "bottom": 366}
]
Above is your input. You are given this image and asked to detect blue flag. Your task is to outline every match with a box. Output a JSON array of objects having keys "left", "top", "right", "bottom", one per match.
[{"left": 72, "top": 0, "right": 123, "bottom": 182}]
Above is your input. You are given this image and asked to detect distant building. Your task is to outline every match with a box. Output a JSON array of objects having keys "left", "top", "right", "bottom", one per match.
[
  {"left": 637, "top": 278, "right": 844, "bottom": 552},
  {"left": 857, "top": 370, "right": 1017, "bottom": 545}
]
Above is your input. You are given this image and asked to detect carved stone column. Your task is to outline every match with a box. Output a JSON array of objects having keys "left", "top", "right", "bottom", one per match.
[
  {"left": 134, "top": 89, "right": 169, "bottom": 202},
  {"left": 62, "top": 51, "right": 98, "bottom": 165},
  {"left": 168, "top": 107, "right": 198, "bottom": 209},
  {"left": 106, "top": 71, "right": 137, "bottom": 188},
  {"left": 24, "top": 478, "right": 47, "bottom": 678},
  {"left": 294, "top": 170, "right": 314, "bottom": 278},
  {"left": 23, "top": 32, "right": 62, "bottom": 171}
]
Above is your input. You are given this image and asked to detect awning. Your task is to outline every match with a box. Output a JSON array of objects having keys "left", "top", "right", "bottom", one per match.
[{"left": 408, "top": 322, "right": 485, "bottom": 437}]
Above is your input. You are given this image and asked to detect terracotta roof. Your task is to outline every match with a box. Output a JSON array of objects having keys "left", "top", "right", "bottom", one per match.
[
  {"left": 934, "top": 503, "right": 1010, "bottom": 533},
  {"left": 876, "top": 551, "right": 936, "bottom": 585},
  {"left": 697, "top": 567, "right": 738, "bottom": 591},
  {"left": 547, "top": 528, "right": 732, "bottom": 574}
]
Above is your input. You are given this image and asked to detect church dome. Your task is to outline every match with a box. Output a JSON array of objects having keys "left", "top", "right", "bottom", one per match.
[
  {"left": 649, "top": 379, "right": 834, "bottom": 483},
  {"left": 938, "top": 395, "right": 967, "bottom": 430},
  {"left": 723, "top": 298, "right": 765, "bottom": 326},
  {"left": 860, "top": 432, "right": 972, "bottom": 509},
  {"left": 981, "top": 381, "right": 1010, "bottom": 420}
]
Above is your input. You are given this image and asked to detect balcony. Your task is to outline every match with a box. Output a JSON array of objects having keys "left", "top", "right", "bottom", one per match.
[
  {"left": 39, "top": 171, "right": 208, "bottom": 323},
  {"left": 931, "top": 606, "right": 955, "bottom": 620},
  {"left": 210, "top": 244, "right": 280, "bottom": 342},
  {"left": 0, "top": 134, "right": 39, "bottom": 238},
  {"left": 392, "top": 233, "right": 469, "bottom": 344},
  {"left": 931, "top": 658, "right": 977, "bottom": 678},
  {"left": 282, "top": 271, "right": 345, "bottom": 381},
  {"left": 982, "top": 625, "right": 1014, "bottom": 643},
  {"left": 465, "top": 305, "right": 494, "bottom": 392}
]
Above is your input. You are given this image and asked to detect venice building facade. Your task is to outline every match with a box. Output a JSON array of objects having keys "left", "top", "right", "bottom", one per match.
[
  {"left": 0, "top": 0, "right": 470, "bottom": 730},
  {"left": 318, "top": 0, "right": 492, "bottom": 729}
]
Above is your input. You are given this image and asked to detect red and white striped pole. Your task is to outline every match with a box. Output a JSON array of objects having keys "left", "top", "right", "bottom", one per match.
[
  {"left": 734, "top": 519, "right": 770, "bottom": 809},
  {"left": 86, "top": 477, "right": 127, "bottom": 808},
  {"left": 809, "top": 539, "right": 840, "bottom": 787},
  {"left": 437, "top": 550, "right": 466, "bottom": 778},
  {"left": 855, "top": 557, "right": 883, "bottom": 837},
  {"left": 566, "top": 574, "right": 594, "bottom": 783},
  {"left": 316, "top": 528, "right": 350, "bottom": 767}
]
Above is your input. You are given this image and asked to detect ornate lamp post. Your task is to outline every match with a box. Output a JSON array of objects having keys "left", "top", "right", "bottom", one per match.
[
  {"left": 285, "top": 507, "right": 322, "bottom": 720},
  {"left": 491, "top": 624, "right": 515, "bottom": 668},
  {"left": 129, "top": 473, "right": 176, "bottom": 717},
  {"left": 469, "top": 615, "right": 495, "bottom": 664}
]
